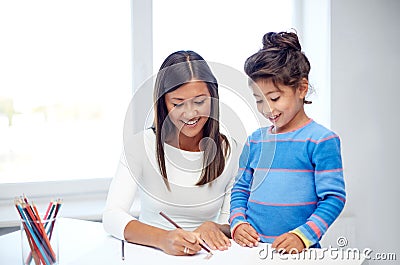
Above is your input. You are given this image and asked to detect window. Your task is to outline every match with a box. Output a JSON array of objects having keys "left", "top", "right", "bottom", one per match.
[
  {"left": 0, "top": 0, "right": 131, "bottom": 225},
  {"left": 0, "top": 1, "right": 131, "bottom": 184}
]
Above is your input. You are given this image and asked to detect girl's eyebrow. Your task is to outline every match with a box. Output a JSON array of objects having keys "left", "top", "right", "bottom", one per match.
[{"left": 253, "top": 91, "right": 278, "bottom": 97}]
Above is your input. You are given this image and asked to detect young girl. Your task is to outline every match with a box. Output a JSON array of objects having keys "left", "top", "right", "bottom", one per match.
[
  {"left": 103, "top": 50, "right": 239, "bottom": 256},
  {"left": 229, "top": 31, "right": 346, "bottom": 253}
]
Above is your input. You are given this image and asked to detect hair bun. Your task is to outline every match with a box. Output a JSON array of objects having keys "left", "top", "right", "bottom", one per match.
[{"left": 262, "top": 31, "right": 301, "bottom": 52}]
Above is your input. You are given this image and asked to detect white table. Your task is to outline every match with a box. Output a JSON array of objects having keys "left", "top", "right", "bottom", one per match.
[{"left": 0, "top": 218, "right": 365, "bottom": 264}]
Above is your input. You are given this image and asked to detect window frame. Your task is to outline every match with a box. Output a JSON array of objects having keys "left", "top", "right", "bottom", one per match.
[{"left": 0, "top": 0, "right": 152, "bottom": 227}]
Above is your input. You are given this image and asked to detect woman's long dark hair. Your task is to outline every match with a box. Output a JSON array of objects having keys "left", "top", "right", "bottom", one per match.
[{"left": 153, "top": 50, "right": 230, "bottom": 186}]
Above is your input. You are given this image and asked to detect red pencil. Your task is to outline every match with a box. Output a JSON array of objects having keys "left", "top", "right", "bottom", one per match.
[{"left": 15, "top": 200, "right": 41, "bottom": 265}]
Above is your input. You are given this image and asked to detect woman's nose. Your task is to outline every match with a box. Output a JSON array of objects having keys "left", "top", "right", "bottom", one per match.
[{"left": 183, "top": 102, "right": 198, "bottom": 118}]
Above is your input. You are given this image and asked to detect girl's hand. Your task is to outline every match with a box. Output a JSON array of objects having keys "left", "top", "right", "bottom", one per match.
[
  {"left": 159, "top": 229, "right": 202, "bottom": 256},
  {"left": 232, "top": 223, "right": 260, "bottom": 247},
  {"left": 271, "top": 232, "right": 305, "bottom": 253},
  {"left": 194, "top": 221, "right": 231, "bottom": 251}
]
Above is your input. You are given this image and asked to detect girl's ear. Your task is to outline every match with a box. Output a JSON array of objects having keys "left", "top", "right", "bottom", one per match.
[{"left": 298, "top": 78, "right": 309, "bottom": 99}]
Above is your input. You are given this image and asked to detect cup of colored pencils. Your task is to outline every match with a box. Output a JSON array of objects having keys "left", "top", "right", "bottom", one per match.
[{"left": 15, "top": 196, "right": 62, "bottom": 265}]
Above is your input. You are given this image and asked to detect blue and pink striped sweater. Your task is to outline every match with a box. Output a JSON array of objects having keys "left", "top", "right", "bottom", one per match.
[{"left": 230, "top": 119, "right": 346, "bottom": 248}]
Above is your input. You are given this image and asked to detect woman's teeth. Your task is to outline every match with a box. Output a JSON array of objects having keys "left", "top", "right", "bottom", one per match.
[{"left": 184, "top": 119, "right": 199, "bottom": 125}]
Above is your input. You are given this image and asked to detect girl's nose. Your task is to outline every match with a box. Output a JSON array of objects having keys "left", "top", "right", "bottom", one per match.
[{"left": 262, "top": 103, "right": 272, "bottom": 116}]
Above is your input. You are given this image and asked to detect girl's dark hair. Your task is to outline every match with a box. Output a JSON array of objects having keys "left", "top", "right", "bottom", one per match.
[
  {"left": 153, "top": 50, "right": 230, "bottom": 186},
  {"left": 244, "top": 31, "right": 312, "bottom": 104}
]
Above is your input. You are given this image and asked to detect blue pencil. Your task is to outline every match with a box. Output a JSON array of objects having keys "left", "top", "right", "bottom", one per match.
[{"left": 16, "top": 203, "right": 52, "bottom": 265}]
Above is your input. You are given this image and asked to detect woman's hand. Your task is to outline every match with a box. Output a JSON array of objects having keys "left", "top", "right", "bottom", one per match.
[
  {"left": 232, "top": 223, "right": 260, "bottom": 247},
  {"left": 194, "top": 221, "right": 231, "bottom": 251},
  {"left": 271, "top": 232, "right": 305, "bottom": 253},
  {"left": 158, "top": 229, "right": 202, "bottom": 256}
]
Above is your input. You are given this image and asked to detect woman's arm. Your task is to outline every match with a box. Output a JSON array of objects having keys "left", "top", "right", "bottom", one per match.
[
  {"left": 193, "top": 139, "right": 240, "bottom": 250},
  {"left": 124, "top": 220, "right": 202, "bottom": 256},
  {"left": 216, "top": 223, "right": 231, "bottom": 238},
  {"left": 193, "top": 175, "right": 232, "bottom": 250},
  {"left": 103, "top": 155, "right": 202, "bottom": 255},
  {"left": 102, "top": 156, "right": 138, "bottom": 239}
]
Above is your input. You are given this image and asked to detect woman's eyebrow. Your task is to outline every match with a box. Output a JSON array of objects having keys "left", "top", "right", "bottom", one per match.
[{"left": 171, "top": 94, "right": 208, "bottom": 100}]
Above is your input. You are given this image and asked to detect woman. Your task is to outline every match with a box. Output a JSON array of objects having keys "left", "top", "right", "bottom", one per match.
[{"left": 103, "top": 51, "right": 239, "bottom": 256}]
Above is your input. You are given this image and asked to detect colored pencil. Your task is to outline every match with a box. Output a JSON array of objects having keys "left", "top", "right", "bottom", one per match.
[
  {"left": 15, "top": 195, "right": 62, "bottom": 265},
  {"left": 159, "top": 211, "right": 213, "bottom": 255},
  {"left": 122, "top": 240, "right": 125, "bottom": 260}
]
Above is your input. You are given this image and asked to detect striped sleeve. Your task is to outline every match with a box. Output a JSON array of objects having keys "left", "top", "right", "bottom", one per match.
[
  {"left": 229, "top": 137, "right": 252, "bottom": 237},
  {"left": 291, "top": 135, "right": 346, "bottom": 247}
]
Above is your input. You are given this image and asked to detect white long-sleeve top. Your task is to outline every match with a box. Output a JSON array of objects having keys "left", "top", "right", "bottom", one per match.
[{"left": 103, "top": 129, "right": 239, "bottom": 240}]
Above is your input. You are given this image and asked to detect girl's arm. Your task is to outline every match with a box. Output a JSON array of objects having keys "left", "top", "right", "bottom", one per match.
[
  {"left": 217, "top": 142, "right": 240, "bottom": 237},
  {"left": 229, "top": 138, "right": 254, "bottom": 237},
  {"left": 217, "top": 175, "right": 235, "bottom": 238},
  {"left": 290, "top": 135, "right": 346, "bottom": 248}
]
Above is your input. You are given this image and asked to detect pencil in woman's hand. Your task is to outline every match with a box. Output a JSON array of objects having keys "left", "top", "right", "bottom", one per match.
[
  {"left": 159, "top": 211, "right": 180, "bottom": 229},
  {"left": 159, "top": 211, "right": 213, "bottom": 256}
]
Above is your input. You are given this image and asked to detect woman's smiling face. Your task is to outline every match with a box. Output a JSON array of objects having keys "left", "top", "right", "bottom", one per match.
[{"left": 164, "top": 80, "right": 211, "bottom": 142}]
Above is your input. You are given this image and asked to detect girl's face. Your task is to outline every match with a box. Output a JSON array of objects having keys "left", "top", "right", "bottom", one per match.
[
  {"left": 164, "top": 80, "right": 211, "bottom": 141},
  {"left": 252, "top": 78, "right": 308, "bottom": 134}
]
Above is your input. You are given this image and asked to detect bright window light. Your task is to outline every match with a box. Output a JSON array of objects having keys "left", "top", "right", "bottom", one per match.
[{"left": 0, "top": 1, "right": 132, "bottom": 183}]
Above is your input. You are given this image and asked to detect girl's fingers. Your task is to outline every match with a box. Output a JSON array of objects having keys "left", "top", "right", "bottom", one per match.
[
  {"left": 236, "top": 230, "right": 258, "bottom": 247},
  {"left": 272, "top": 234, "right": 285, "bottom": 249},
  {"left": 243, "top": 225, "right": 260, "bottom": 243},
  {"left": 272, "top": 234, "right": 291, "bottom": 253},
  {"left": 236, "top": 234, "right": 254, "bottom": 247}
]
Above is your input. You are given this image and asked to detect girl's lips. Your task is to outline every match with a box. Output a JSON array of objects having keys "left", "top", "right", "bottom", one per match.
[{"left": 269, "top": 114, "right": 281, "bottom": 123}]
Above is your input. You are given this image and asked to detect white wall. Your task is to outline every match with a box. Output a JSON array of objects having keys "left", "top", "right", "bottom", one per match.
[
  {"left": 293, "top": 0, "right": 331, "bottom": 129},
  {"left": 331, "top": 0, "right": 399, "bottom": 263}
]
